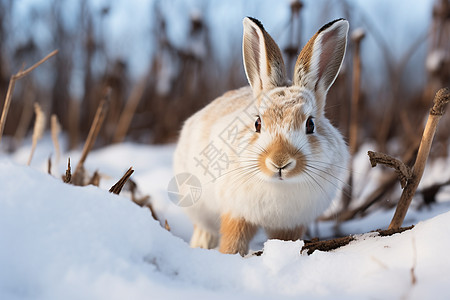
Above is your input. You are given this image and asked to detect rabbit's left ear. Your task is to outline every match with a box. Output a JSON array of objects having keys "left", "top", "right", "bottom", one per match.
[
  {"left": 243, "top": 17, "right": 288, "bottom": 98},
  {"left": 293, "top": 19, "right": 348, "bottom": 109}
]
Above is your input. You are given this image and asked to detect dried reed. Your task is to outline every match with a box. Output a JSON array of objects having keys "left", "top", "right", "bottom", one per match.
[
  {"left": 0, "top": 50, "right": 58, "bottom": 146},
  {"left": 51, "top": 114, "right": 61, "bottom": 165},
  {"left": 27, "top": 103, "right": 46, "bottom": 166},
  {"left": 72, "top": 87, "right": 110, "bottom": 183}
]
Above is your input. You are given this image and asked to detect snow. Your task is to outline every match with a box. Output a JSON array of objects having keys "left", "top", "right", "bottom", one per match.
[{"left": 1, "top": 140, "right": 450, "bottom": 299}]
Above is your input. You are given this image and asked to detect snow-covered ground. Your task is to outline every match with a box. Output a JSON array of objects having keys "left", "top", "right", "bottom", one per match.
[{"left": 1, "top": 136, "right": 450, "bottom": 299}]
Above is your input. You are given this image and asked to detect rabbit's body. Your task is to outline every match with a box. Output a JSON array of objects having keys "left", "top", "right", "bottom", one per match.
[{"left": 174, "top": 17, "right": 350, "bottom": 255}]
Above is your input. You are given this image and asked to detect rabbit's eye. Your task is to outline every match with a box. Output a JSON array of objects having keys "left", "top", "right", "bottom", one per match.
[
  {"left": 306, "top": 117, "right": 314, "bottom": 134},
  {"left": 255, "top": 116, "right": 261, "bottom": 133}
]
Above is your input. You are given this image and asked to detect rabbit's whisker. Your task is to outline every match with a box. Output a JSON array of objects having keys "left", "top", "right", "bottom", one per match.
[{"left": 305, "top": 165, "right": 352, "bottom": 199}]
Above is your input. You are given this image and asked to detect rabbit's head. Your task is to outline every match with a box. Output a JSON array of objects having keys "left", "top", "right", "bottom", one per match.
[{"left": 240, "top": 17, "right": 349, "bottom": 182}]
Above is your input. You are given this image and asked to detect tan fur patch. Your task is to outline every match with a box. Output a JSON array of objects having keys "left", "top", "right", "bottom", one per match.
[
  {"left": 294, "top": 31, "right": 319, "bottom": 82},
  {"left": 262, "top": 29, "right": 287, "bottom": 88},
  {"left": 265, "top": 225, "right": 305, "bottom": 241},
  {"left": 260, "top": 89, "right": 308, "bottom": 132},
  {"left": 258, "top": 135, "right": 306, "bottom": 179},
  {"left": 262, "top": 105, "right": 306, "bottom": 132},
  {"left": 219, "top": 213, "right": 257, "bottom": 255}
]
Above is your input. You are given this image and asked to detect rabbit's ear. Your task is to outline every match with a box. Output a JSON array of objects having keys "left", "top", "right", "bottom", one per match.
[
  {"left": 243, "top": 17, "right": 287, "bottom": 97},
  {"left": 293, "top": 19, "right": 348, "bottom": 108}
]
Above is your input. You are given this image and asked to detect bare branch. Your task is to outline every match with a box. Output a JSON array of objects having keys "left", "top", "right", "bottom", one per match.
[
  {"left": 12, "top": 50, "right": 59, "bottom": 81},
  {"left": 301, "top": 226, "right": 414, "bottom": 255},
  {"left": 109, "top": 167, "right": 134, "bottom": 195},
  {"left": 0, "top": 50, "right": 58, "bottom": 146},
  {"left": 389, "top": 87, "right": 450, "bottom": 229},
  {"left": 368, "top": 151, "right": 412, "bottom": 188}
]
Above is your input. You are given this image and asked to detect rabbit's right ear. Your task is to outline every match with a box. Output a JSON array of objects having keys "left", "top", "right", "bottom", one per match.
[{"left": 242, "top": 17, "right": 288, "bottom": 98}]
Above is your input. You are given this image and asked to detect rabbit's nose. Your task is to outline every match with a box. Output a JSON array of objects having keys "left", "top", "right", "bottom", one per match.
[{"left": 266, "top": 157, "right": 296, "bottom": 173}]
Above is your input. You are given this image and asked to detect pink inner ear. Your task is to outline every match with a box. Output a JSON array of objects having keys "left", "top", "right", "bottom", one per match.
[
  {"left": 318, "top": 30, "right": 337, "bottom": 81},
  {"left": 244, "top": 26, "right": 262, "bottom": 90},
  {"left": 250, "top": 27, "right": 261, "bottom": 77}
]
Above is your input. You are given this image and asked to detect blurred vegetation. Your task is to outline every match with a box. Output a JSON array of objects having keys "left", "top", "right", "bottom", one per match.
[{"left": 0, "top": 0, "right": 449, "bottom": 154}]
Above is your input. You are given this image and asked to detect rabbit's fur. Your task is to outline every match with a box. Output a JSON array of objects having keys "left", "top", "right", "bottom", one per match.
[{"left": 174, "top": 17, "right": 350, "bottom": 255}]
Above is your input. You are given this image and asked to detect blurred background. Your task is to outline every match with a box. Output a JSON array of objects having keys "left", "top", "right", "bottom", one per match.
[{"left": 0, "top": 0, "right": 449, "bottom": 154}]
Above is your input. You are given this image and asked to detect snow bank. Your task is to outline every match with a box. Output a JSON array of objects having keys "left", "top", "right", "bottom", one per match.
[{"left": 1, "top": 143, "right": 450, "bottom": 299}]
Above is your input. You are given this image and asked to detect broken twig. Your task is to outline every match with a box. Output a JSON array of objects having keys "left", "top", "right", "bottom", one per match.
[
  {"left": 368, "top": 151, "right": 412, "bottom": 188},
  {"left": 63, "top": 158, "right": 72, "bottom": 183},
  {"left": 109, "top": 167, "right": 134, "bottom": 195}
]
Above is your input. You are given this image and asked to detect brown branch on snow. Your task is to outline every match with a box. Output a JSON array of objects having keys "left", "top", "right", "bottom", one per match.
[
  {"left": 301, "top": 226, "right": 414, "bottom": 255},
  {"left": 128, "top": 179, "right": 158, "bottom": 221},
  {"left": 368, "top": 151, "right": 412, "bottom": 188},
  {"left": 389, "top": 87, "right": 449, "bottom": 229},
  {"left": 0, "top": 50, "right": 58, "bottom": 146},
  {"left": 109, "top": 167, "right": 134, "bottom": 195},
  {"left": 72, "top": 87, "right": 111, "bottom": 185}
]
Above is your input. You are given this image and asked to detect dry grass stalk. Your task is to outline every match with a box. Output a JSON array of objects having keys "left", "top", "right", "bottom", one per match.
[
  {"left": 51, "top": 114, "right": 61, "bottom": 165},
  {"left": 349, "top": 28, "right": 365, "bottom": 155},
  {"left": 88, "top": 170, "right": 100, "bottom": 187},
  {"left": 13, "top": 82, "right": 35, "bottom": 150},
  {"left": 27, "top": 103, "right": 46, "bottom": 166},
  {"left": 341, "top": 28, "right": 366, "bottom": 213},
  {"left": 71, "top": 165, "right": 86, "bottom": 186},
  {"left": 47, "top": 155, "right": 52, "bottom": 175},
  {"left": 112, "top": 76, "right": 147, "bottom": 143},
  {"left": 109, "top": 167, "right": 134, "bottom": 195},
  {"left": 0, "top": 49, "right": 58, "bottom": 146},
  {"left": 63, "top": 158, "right": 72, "bottom": 183},
  {"left": 388, "top": 87, "right": 449, "bottom": 229},
  {"left": 72, "top": 87, "right": 111, "bottom": 182}
]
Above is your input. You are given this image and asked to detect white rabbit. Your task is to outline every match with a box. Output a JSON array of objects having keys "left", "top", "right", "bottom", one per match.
[{"left": 174, "top": 17, "right": 350, "bottom": 255}]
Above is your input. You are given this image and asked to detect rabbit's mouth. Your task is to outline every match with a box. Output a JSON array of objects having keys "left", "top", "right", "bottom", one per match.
[
  {"left": 262, "top": 159, "right": 297, "bottom": 181},
  {"left": 258, "top": 135, "right": 306, "bottom": 180}
]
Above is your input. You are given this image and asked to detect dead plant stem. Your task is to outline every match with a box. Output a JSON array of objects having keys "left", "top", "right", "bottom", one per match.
[
  {"left": 389, "top": 87, "right": 449, "bottom": 229},
  {"left": 0, "top": 50, "right": 58, "bottom": 146}
]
